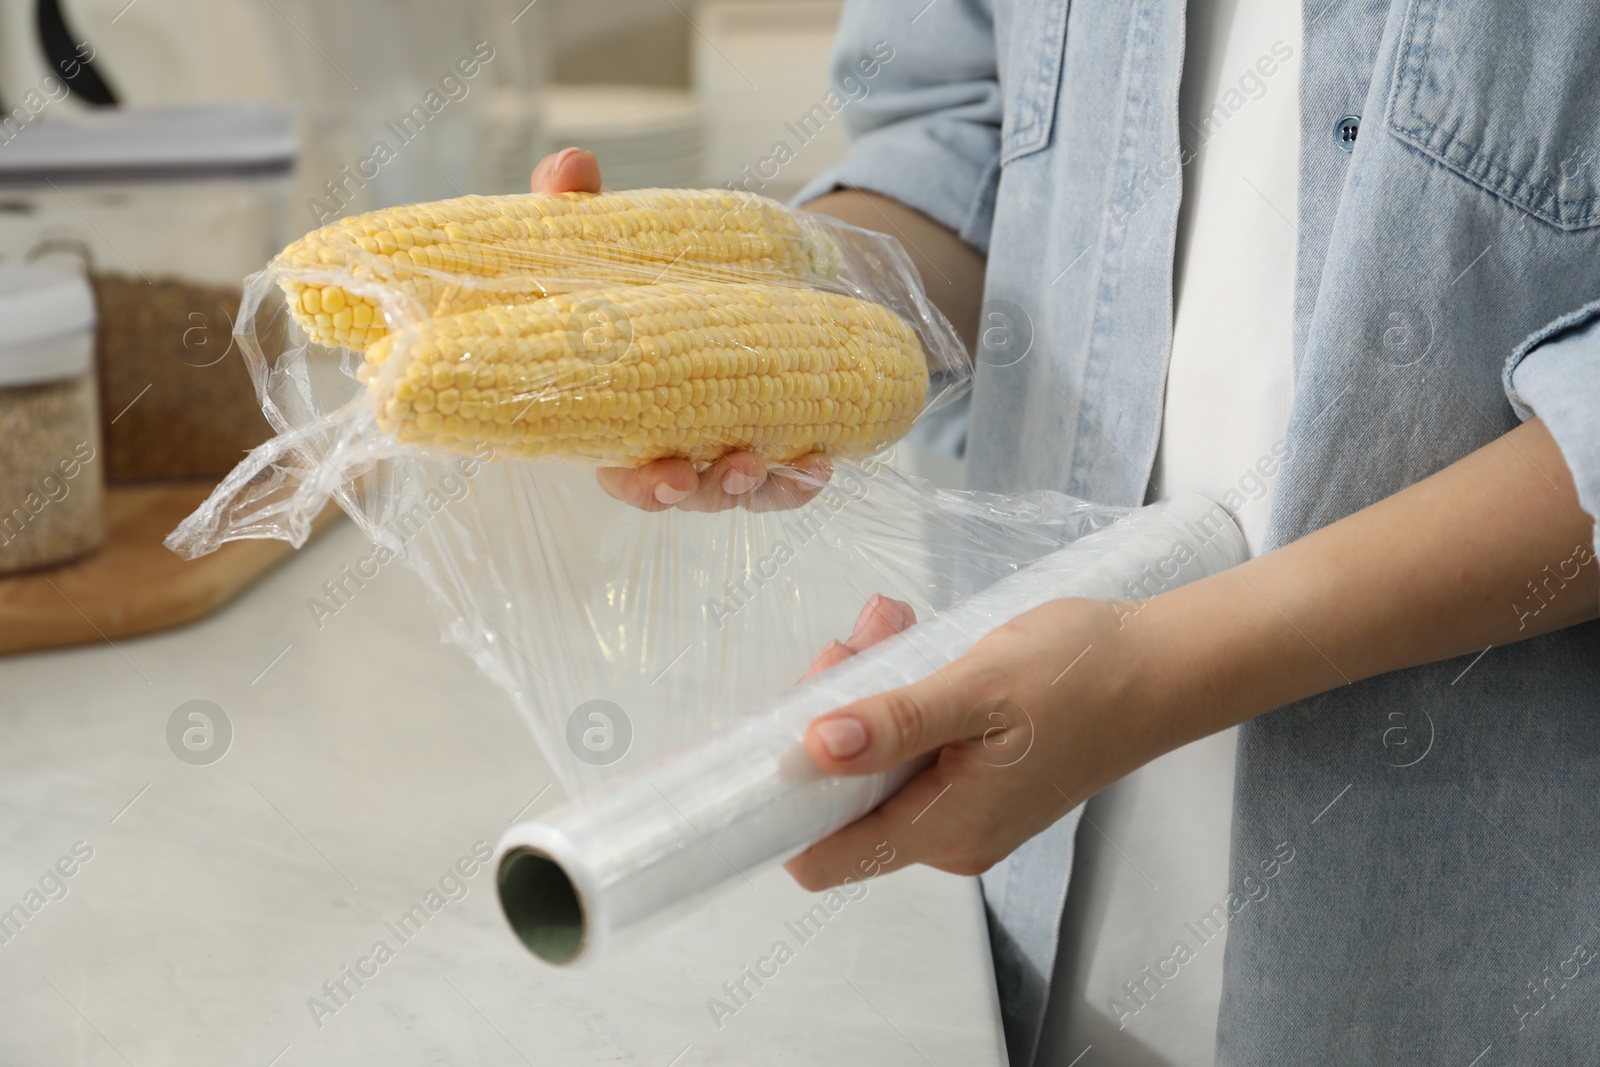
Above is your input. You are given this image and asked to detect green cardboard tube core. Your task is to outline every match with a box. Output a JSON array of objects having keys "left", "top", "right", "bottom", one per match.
[{"left": 497, "top": 847, "right": 586, "bottom": 965}]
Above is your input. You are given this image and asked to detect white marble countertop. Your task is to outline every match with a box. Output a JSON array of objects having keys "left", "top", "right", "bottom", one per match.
[{"left": 0, "top": 520, "right": 1008, "bottom": 1067}]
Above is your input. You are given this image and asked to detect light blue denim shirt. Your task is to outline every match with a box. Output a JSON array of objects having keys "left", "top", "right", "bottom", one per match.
[{"left": 798, "top": 2, "right": 1600, "bottom": 1064}]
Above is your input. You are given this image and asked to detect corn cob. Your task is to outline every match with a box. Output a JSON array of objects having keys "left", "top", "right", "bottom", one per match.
[
  {"left": 360, "top": 282, "right": 929, "bottom": 467},
  {"left": 279, "top": 190, "right": 842, "bottom": 351}
]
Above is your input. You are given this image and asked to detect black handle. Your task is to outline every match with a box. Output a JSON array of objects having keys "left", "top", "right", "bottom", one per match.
[{"left": 36, "top": 0, "right": 119, "bottom": 107}]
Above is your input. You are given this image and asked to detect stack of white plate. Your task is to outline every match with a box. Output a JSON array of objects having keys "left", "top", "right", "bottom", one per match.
[{"left": 540, "top": 86, "right": 707, "bottom": 190}]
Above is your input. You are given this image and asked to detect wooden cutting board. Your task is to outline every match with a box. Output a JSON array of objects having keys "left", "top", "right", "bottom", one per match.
[{"left": 0, "top": 481, "right": 339, "bottom": 656}]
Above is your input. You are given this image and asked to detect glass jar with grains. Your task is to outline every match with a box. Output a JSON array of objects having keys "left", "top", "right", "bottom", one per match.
[
  {"left": 0, "top": 103, "right": 296, "bottom": 483},
  {"left": 0, "top": 261, "right": 102, "bottom": 574}
]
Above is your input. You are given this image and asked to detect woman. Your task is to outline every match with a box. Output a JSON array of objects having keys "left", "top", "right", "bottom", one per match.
[{"left": 533, "top": 0, "right": 1600, "bottom": 1062}]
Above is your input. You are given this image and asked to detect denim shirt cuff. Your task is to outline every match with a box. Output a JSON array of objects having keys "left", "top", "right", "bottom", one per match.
[
  {"left": 1504, "top": 297, "right": 1600, "bottom": 539},
  {"left": 792, "top": 127, "right": 999, "bottom": 254}
]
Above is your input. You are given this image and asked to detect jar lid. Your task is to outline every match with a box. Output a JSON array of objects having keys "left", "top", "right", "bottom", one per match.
[
  {"left": 0, "top": 102, "right": 297, "bottom": 187},
  {"left": 0, "top": 262, "right": 95, "bottom": 386}
]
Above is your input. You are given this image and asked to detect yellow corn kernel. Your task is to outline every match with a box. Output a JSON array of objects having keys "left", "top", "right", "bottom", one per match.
[
  {"left": 276, "top": 189, "right": 842, "bottom": 351},
  {"left": 363, "top": 282, "right": 928, "bottom": 466}
]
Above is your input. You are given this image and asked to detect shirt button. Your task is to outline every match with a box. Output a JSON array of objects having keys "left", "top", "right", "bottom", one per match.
[{"left": 1335, "top": 115, "right": 1360, "bottom": 152}]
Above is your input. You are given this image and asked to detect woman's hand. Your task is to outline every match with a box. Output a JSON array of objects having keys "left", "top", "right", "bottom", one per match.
[
  {"left": 529, "top": 147, "right": 833, "bottom": 513},
  {"left": 530, "top": 146, "right": 603, "bottom": 196},
  {"left": 785, "top": 595, "right": 1166, "bottom": 890},
  {"left": 783, "top": 417, "right": 1600, "bottom": 891},
  {"left": 798, "top": 593, "right": 918, "bottom": 681}
]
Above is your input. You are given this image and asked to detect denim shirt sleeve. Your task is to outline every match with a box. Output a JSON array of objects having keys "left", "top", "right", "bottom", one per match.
[
  {"left": 1504, "top": 298, "right": 1600, "bottom": 540},
  {"left": 792, "top": 0, "right": 1003, "bottom": 253}
]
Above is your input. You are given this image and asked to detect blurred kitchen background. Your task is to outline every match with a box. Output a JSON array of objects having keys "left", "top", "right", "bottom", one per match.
[{"left": 0, "top": 0, "right": 853, "bottom": 220}]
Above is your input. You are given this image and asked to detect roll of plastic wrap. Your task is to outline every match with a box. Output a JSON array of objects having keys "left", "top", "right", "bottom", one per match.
[{"left": 494, "top": 494, "right": 1245, "bottom": 966}]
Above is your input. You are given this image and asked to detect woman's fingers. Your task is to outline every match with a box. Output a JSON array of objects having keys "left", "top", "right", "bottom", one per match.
[
  {"left": 798, "top": 594, "right": 917, "bottom": 681},
  {"left": 801, "top": 595, "right": 950, "bottom": 769},
  {"left": 844, "top": 594, "right": 915, "bottom": 652},
  {"left": 594, "top": 452, "right": 835, "bottom": 514},
  {"left": 747, "top": 453, "right": 832, "bottom": 513},
  {"left": 595, "top": 458, "right": 699, "bottom": 510},
  {"left": 594, "top": 452, "right": 768, "bottom": 514},
  {"left": 804, "top": 658, "right": 988, "bottom": 778},
  {"left": 799, "top": 640, "right": 854, "bottom": 682},
  {"left": 675, "top": 452, "right": 770, "bottom": 512},
  {"left": 531, "top": 147, "right": 602, "bottom": 194}
]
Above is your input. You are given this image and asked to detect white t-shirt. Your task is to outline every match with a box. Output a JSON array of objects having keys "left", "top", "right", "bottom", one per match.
[{"left": 1034, "top": 1, "right": 1300, "bottom": 1064}]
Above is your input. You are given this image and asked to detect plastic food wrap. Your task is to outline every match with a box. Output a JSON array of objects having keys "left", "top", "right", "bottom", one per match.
[
  {"left": 165, "top": 189, "right": 1062, "bottom": 790},
  {"left": 494, "top": 495, "right": 1244, "bottom": 965},
  {"left": 171, "top": 189, "right": 974, "bottom": 556},
  {"left": 166, "top": 189, "right": 1246, "bottom": 959}
]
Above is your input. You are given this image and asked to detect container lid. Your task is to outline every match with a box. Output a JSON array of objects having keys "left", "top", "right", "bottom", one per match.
[
  {"left": 0, "top": 262, "right": 95, "bottom": 385},
  {"left": 0, "top": 102, "right": 297, "bottom": 187}
]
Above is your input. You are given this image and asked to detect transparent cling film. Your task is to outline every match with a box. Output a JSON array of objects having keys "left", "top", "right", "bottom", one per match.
[
  {"left": 166, "top": 188, "right": 1247, "bottom": 961},
  {"left": 493, "top": 495, "right": 1245, "bottom": 967},
  {"left": 169, "top": 188, "right": 976, "bottom": 557}
]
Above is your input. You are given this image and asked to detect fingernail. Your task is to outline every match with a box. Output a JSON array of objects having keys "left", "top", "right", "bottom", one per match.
[
  {"left": 815, "top": 716, "right": 868, "bottom": 760},
  {"left": 722, "top": 470, "right": 758, "bottom": 495},
  {"left": 854, "top": 595, "right": 880, "bottom": 632},
  {"left": 654, "top": 483, "right": 691, "bottom": 505},
  {"left": 556, "top": 146, "right": 580, "bottom": 166}
]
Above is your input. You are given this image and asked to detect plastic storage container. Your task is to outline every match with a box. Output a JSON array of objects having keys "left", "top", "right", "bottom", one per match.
[
  {"left": 259, "top": 0, "right": 498, "bottom": 210},
  {"left": 0, "top": 261, "right": 103, "bottom": 574},
  {"left": 0, "top": 103, "right": 296, "bottom": 482}
]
